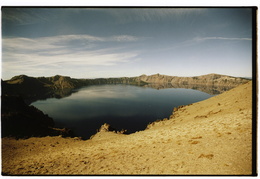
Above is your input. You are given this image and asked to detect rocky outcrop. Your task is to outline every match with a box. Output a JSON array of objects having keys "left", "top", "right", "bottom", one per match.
[
  {"left": 97, "top": 123, "right": 127, "bottom": 134},
  {"left": 90, "top": 123, "right": 127, "bottom": 139}
]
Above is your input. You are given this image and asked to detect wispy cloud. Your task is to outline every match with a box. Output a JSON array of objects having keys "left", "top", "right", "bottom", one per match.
[
  {"left": 2, "top": 8, "right": 207, "bottom": 27},
  {"left": 193, "top": 36, "right": 252, "bottom": 42},
  {"left": 3, "top": 34, "right": 140, "bottom": 48},
  {"left": 2, "top": 8, "right": 56, "bottom": 25},
  {"left": 154, "top": 35, "right": 252, "bottom": 53},
  {"left": 104, "top": 8, "right": 207, "bottom": 24},
  {"left": 2, "top": 34, "right": 142, "bottom": 79},
  {"left": 2, "top": 34, "right": 141, "bottom": 54},
  {"left": 176, "top": 36, "right": 252, "bottom": 48}
]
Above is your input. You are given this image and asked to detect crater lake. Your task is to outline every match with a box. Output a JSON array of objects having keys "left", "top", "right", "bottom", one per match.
[{"left": 31, "top": 84, "right": 215, "bottom": 139}]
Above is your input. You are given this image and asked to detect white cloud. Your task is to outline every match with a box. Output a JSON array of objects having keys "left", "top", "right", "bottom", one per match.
[
  {"left": 193, "top": 36, "right": 252, "bottom": 42},
  {"left": 152, "top": 35, "right": 252, "bottom": 54},
  {"left": 3, "top": 34, "right": 140, "bottom": 52},
  {"left": 109, "top": 35, "right": 139, "bottom": 42},
  {"left": 2, "top": 34, "right": 142, "bottom": 79}
]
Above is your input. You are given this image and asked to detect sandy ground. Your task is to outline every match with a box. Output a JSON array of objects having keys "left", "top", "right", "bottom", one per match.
[{"left": 1, "top": 82, "right": 253, "bottom": 175}]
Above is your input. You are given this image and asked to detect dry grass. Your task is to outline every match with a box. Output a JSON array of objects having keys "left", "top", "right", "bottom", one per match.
[{"left": 2, "top": 82, "right": 252, "bottom": 175}]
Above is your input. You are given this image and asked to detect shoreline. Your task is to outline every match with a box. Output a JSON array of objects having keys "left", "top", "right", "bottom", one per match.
[{"left": 2, "top": 81, "right": 253, "bottom": 175}]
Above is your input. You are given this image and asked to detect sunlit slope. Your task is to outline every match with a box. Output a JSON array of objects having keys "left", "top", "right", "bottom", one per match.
[{"left": 2, "top": 82, "right": 252, "bottom": 175}]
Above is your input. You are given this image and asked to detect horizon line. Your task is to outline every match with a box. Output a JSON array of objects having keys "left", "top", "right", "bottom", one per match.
[{"left": 2, "top": 73, "right": 253, "bottom": 81}]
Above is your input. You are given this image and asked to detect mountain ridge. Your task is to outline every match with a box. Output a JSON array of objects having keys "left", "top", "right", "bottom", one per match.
[
  {"left": 4, "top": 73, "right": 250, "bottom": 88},
  {"left": 2, "top": 73, "right": 250, "bottom": 103}
]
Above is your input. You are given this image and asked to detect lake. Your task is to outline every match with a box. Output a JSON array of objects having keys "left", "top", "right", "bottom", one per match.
[{"left": 31, "top": 84, "right": 214, "bottom": 139}]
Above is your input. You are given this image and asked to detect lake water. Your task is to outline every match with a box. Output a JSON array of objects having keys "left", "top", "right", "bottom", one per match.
[{"left": 31, "top": 84, "right": 214, "bottom": 139}]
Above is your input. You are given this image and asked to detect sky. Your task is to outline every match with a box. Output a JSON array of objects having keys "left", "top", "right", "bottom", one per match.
[{"left": 1, "top": 7, "right": 254, "bottom": 80}]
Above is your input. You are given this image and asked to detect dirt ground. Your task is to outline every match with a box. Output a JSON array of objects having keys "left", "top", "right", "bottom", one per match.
[{"left": 1, "top": 82, "right": 253, "bottom": 175}]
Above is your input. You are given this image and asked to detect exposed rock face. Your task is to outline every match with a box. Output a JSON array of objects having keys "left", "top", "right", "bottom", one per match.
[
  {"left": 40, "top": 75, "right": 77, "bottom": 89},
  {"left": 139, "top": 73, "right": 249, "bottom": 86}
]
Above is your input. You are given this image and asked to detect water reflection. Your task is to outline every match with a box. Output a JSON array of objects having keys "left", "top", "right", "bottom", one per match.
[
  {"left": 26, "top": 83, "right": 232, "bottom": 104},
  {"left": 143, "top": 83, "right": 233, "bottom": 94},
  {"left": 32, "top": 84, "right": 215, "bottom": 139},
  {"left": 23, "top": 88, "right": 75, "bottom": 104}
]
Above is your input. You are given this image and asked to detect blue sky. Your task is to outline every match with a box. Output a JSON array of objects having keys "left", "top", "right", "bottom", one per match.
[{"left": 2, "top": 8, "right": 253, "bottom": 80}]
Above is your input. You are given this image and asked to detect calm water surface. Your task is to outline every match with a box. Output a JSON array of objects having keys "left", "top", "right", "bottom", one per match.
[{"left": 31, "top": 84, "right": 214, "bottom": 139}]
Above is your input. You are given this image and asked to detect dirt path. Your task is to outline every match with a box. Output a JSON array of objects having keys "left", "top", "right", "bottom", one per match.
[{"left": 2, "top": 82, "right": 253, "bottom": 175}]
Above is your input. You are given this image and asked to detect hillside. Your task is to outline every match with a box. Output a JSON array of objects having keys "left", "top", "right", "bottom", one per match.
[
  {"left": 2, "top": 73, "right": 250, "bottom": 103},
  {"left": 4, "top": 73, "right": 250, "bottom": 89},
  {"left": 1, "top": 75, "right": 147, "bottom": 103},
  {"left": 2, "top": 81, "right": 253, "bottom": 175},
  {"left": 139, "top": 73, "right": 249, "bottom": 86}
]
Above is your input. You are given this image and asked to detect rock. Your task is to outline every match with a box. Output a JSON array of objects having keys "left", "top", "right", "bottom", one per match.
[{"left": 98, "top": 123, "right": 127, "bottom": 134}]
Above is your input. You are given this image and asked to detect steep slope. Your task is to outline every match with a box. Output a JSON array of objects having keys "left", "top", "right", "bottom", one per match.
[{"left": 2, "top": 81, "right": 253, "bottom": 175}]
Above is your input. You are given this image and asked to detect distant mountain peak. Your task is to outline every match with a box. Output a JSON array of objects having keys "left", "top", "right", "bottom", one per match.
[
  {"left": 8, "top": 75, "right": 34, "bottom": 84},
  {"left": 52, "top": 74, "right": 70, "bottom": 78},
  {"left": 10, "top": 74, "right": 30, "bottom": 80},
  {"left": 51, "top": 75, "right": 67, "bottom": 80}
]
